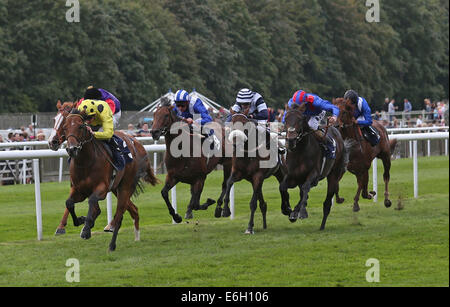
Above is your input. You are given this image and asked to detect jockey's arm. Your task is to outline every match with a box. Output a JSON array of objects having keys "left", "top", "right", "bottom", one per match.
[
  {"left": 357, "top": 102, "right": 373, "bottom": 126},
  {"left": 250, "top": 98, "right": 269, "bottom": 120},
  {"left": 193, "top": 99, "right": 213, "bottom": 125}
]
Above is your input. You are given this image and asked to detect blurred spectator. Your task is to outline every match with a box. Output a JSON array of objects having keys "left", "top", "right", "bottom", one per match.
[
  {"left": 374, "top": 111, "right": 381, "bottom": 121},
  {"left": 126, "top": 124, "right": 136, "bottom": 136},
  {"left": 416, "top": 115, "right": 424, "bottom": 127},
  {"left": 7, "top": 132, "right": 14, "bottom": 142},
  {"left": 0, "top": 135, "right": 4, "bottom": 143},
  {"left": 36, "top": 131, "right": 46, "bottom": 141},
  {"left": 388, "top": 99, "right": 398, "bottom": 121},
  {"left": 137, "top": 123, "right": 152, "bottom": 137},
  {"left": 424, "top": 98, "right": 433, "bottom": 120},
  {"left": 25, "top": 124, "right": 35, "bottom": 139},
  {"left": 403, "top": 98, "right": 412, "bottom": 119}
]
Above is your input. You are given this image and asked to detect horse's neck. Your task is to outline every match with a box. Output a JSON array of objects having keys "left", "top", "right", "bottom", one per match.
[{"left": 72, "top": 141, "right": 97, "bottom": 167}]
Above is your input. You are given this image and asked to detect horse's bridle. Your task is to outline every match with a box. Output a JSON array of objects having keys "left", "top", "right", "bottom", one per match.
[
  {"left": 284, "top": 110, "right": 314, "bottom": 146},
  {"left": 65, "top": 114, "right": 94, "bottom": 151}
]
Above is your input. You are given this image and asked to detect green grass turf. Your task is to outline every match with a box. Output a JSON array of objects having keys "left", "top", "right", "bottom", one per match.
[{"left": 0, "top": 156, "right": 448, "bottom": 286}]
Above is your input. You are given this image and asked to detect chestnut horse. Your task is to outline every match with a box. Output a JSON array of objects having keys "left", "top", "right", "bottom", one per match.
[
  {"left": 217, "top": 112, "right": 291, "bottom": 234},
  {"left": 334, "top": 98, "right": 397, "bottom": 212},
  {"left": 280, "top": 103, "right": 351, "bottom": 230},
  {"left": 150, "top": 98, "right": 232, "bottom": 223},
  {"left": 48, "top": 101, "right": 142, "bottom": 235},
  {"left": 60, "top": 109, "right": 158, "bottom": 251}
]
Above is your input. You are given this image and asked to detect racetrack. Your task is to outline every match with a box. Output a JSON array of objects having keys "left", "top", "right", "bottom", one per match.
[{"left": 0, "top": 156, "right": 448, "bottom": 286}]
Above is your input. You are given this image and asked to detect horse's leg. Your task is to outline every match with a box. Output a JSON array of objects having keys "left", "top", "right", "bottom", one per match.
[
  {"left": 217, "top": 171, "right": 237, "bottom": 218},
  {"left": 291, "top": 174, "right": 316, "bottom": 221},
  {"left": 257, "top": 186, "right": 268, "bottom": 230},
  {"left": 360, "top": 170, "right": 373, "bottom": 200},
  {"left": 161, "top": 175, "right": 183, "bottom": 223},
  {"left": 55, "top": 208, "right": 70, "bottom": 235},
  {"left": 353, "top": 173, "right": 364, "bottom": 212},
  {"left": 320, "top": 173, "right": 338, "bottom": 230},
  {"left": 65, "top": 189, "right": 86, "bottom": 228},
  {"left": 215, "top": 160, "right": 232, "bottom": 209},
  {"left": 275, "top": 168, "right": 292, "bottom": 216},
  {"left": 379, "top": 152, "right": 392, "bottom": 208},
  {"left": 246, "top": 175, "right": 263, "bottom": 234},
  {"left": 81, "top": 192, "right": 102, "bottom": 240},
  {"left": 185, "top": 179, "right": 205, "bottom": 219},
  {"left": 108, "top": 193, "right": 128, "bottom": 252},
  {"left": 127, "top": 200, "right": 140, "bottom": 241}
]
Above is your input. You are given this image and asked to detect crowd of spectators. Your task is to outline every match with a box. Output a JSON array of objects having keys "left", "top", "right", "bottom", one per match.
[{"left": 0, "top": 125, "right": 47, "bottom": 143}]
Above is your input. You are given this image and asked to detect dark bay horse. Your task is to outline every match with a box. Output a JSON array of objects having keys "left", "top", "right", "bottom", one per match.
[
  {"left": 334, "top": 98, "right": 397, "bottom": 212},
  {"left": 218, "top": 112, "right": 291, "bottom": 234},
  {"left": 48, "top": 100, "right": 143, "bottom": 235},
  {"left": 280, "top": 103, "right": 351, "bottom": 230},
  {"left": 61, "top": 109, "right": 158, "bottom": 251},
  {"left": 150, "top": 98, "right": 232, "bottom": 223}
]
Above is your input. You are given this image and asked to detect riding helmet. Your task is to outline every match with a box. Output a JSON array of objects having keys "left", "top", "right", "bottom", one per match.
[
  {"left": 174, "top": 90, "right": 190, "bottom": 103},
  {"left": 236, "top": 88, "right": 254, "bottom": 104},
  {"left": 344, "top": 90, "right": 359, "bottom": 105},
  {"left": 84, "top": 86, "right": 102, "bottom": 100}
]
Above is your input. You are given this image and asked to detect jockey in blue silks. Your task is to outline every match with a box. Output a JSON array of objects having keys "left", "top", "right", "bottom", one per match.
[
  {"left": 344, "top": 90, "right": 380, "bottom": 146},
  {"left": 284, "top": 90, "right": 340, "bottom": 177},
  {"left": 173, "top": 89, "right": 220, "bottom": 151}
]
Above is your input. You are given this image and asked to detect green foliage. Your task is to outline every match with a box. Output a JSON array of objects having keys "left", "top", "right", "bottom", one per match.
[{"left": 0, "top": 0, "right": 448, "bottom": 112}]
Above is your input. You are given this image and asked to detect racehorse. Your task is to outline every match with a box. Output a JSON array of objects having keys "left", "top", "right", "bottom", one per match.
[
  {"left": 150, "top": 97, "right": 232, "bottom": 223},
  {"left": 218, "top": 111, "right": 291, "bottom": 234},
  {"left": 48, "top": 100, "right": 142, "bottom": 235},
  {"left": 60, "top": 109, "right": 158, "bottom": 251},
  {"left": 334, "top": 98, "right": 397, "bottom": 212},
  {"left": 280, "top": 103, "right": 351, "bottom": 230}
]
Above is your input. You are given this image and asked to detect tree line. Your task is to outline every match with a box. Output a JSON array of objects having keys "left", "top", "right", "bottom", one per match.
[{"left": 0, "top": 0, "right": 448, "bottom": 113}]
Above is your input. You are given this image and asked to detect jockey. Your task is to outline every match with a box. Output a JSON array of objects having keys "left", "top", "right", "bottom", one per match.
[
  {"left": 228, "top": 88, "right": 269, "bottom": 125},
  {"left": 173, "top": 89, "right": 220, "bottom": 151},
  {"left": 344, "top": 89, "right": 380, "bottom": 146},
  {"left": 77, "top": 99, "right": 132, "bottom": 171},
  {"left": 76, "top": 86, "right": 122, "bottom": 128},
  {"left": 286, "top": 90, "right": 340, "bottom": 177}
]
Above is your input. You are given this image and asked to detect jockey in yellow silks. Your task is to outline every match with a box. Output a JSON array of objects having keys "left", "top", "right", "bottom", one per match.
[{"left": 77, "top": 99, "right": 132, "bottom": 170}]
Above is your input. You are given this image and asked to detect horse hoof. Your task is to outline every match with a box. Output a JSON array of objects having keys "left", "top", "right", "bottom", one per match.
[
  {"left": 55, "top": 228, "right": 66, "bottom": 236},
  {"left": 336, "top": 197, "right": 345, "bottom": 204},
  {"left": 214, "top": 207, "right": 223, "bottom": 218},
  {"left": 384, "top": 199, "right": 392, "bottom": 208},
  {"left": 173, "top": 214, "right": 183, "bottom": 224},
  {"left": 185, "top": 212, "right": 194, "bottom": 220},
  {"left": 104, "top": 225, "right": 114, "bottom": 232},
  {"left": 80, "top": 226, "right": 91, "bottom": 240},
  {"left": 199, "top": 198, "right": 216, "bottom": 210},
  {"left": 369, "top": 191, "right": 377, "bottom": 196},
  {"left": 281, "top": 207, "right": 292, "bottom": 216},
  {"left": 108, "top": 244, "right": 116, "bottom": 252},
  {"left": 289, "top": 212, "right": 299, "bottom": 222},
  {"left": 299, "top": 209, "right": 309, "bottom": 220},
  {"left": 222, "top": 207, "right": 231, "bottom": 218},
  {"left": 353, "top": 205, "right": 361, "bottom": 213},
  {"left": 244, "top": 229, "right": 255, "bottom": 235}
]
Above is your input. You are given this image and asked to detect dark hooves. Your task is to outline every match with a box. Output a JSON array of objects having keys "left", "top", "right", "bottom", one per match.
[
  {"left": 80, "top": 226, "right": 91, "bottom": 240},
  {"left": 198, "top": 198, "right": 216, "bottom": 210},
  {"left": 369, "top": 191, "right": 377, "bottom": 196},
  {"left": 353, "top": 205, "right": 361, "bottom": 212},
  {"left": 214, "top": 206, "right": 223, "bottom": 218},
  {"left": 336, "top": 197, "right": 345, "bottom": 204},
  {"left": 281, "top": 207, "right": 292, "bottom": 216},
  {"left": 55, "top": 228, "right": 66, "bottom": 236},
  {"left": 75, "top": 216, "right": 86, "bottom": 227},
  {"left": 108, "top": 244, "right": 116, "bottom": 252},
  {"left": 384, "top": 199, "right": 392, "bottom": 208},
  {"left": 222, "top": 207, "right": 231, "bottom": 218},
  {"left": 289, "top": 212, "right": 298, "bottom": 223},
  {"left": 185, "top": 212, "right": 194, "bottom": 220},
  {"left": 173, "top": 214, "right": 183, "bottom": 224}
]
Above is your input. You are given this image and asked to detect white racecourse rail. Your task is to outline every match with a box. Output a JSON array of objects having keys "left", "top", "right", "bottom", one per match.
[{"left": 0, "top": 133, "right": 448, "bottom": 241}]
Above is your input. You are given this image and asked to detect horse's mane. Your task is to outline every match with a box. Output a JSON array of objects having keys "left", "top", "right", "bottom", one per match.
[
  {"left": 160, "top": 96, "right": 172, "bottom": 107},
  {"left": 69, "top": 108, "right": 90, "bottom": 120}
]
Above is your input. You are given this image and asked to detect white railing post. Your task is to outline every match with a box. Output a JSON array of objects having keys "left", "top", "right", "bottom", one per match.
[
  {"left": 171, "top": 186, "right": 177, "bottom": 224},
  {"left": 33, "top": 159, "right": 43, "bottom": 241},
  {"left": 106, "top": 192, "right": 113, "bottom": 225},
  {"left": 230, "top": 184, "right": 235, "bottom": 220},
  {"left": 413, "top": 140, "right": 418, "bottom": 199},
  {"left": 372, "top": 158, "right": 378, "bottom": 203},
  {"left": 58, "top": 157, "right": 64, "bottom": 183}
]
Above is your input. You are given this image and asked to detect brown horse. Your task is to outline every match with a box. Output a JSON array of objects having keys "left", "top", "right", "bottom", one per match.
[
  {"left": 217, "top": 112, "right": 291, "bottom": 234},
  {"left": 61, "top": 109, "right": 158, "bottom": 251},
  {"left": 48, "top": 100, "right": 141, "bottom": 235},
  {"left": 334, "top": 98, "right": 397, "bottom": 212},
  {"left": 280, "top": 103, "right": 351, "bottom": 230},
  {"left": 150, "top": 98, "right": 232, "bottom": 223}
]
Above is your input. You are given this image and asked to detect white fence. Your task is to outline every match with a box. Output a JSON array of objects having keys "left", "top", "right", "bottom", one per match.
[{"left": 0, "top": 132, "right": 448, "bottom": 241}]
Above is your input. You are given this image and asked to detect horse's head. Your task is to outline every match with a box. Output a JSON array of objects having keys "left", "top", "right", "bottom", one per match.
[
  {"left": 151, "top": 97, "right": 178, "bottom": 140},
  {"left": 48, "top": 100, "right": 75, "bottom": 151},
  {"left": 284, "top": 103, "right": 309, "bottom": 150},
  {"left": 64, "top": 109, "right": 93, "bottom": 158},
  {"left": 335, "top": 97, "right": 357, "bottom": 127}
]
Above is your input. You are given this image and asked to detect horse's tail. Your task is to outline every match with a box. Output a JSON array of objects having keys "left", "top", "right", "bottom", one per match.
[
  {"left": 143, "top": 157, "right": 159, "bottom": 186},
  {"left": 389, "top": 138, "right": 398, "bottom": 154}
]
